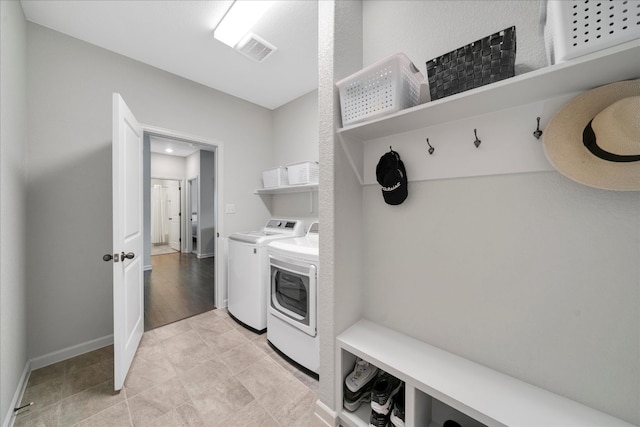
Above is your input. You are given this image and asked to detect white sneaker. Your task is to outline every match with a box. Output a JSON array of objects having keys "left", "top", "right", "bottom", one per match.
[{"left": 345, "top": 358, "right": 378, "bottom": 393}]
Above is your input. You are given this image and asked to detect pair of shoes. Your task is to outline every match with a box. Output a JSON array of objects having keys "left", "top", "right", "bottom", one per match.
[
  {"left": 343, "top": 358, "right": 379, "bottom": 412},
  {"left": 371, "top": 371, "right": 403, "bottom": 415},
  {"left": 369, "top": 371, "right": 403, "bottom": 427},
  {"left": 389, "top": 383, "right": 405, "bottom": 427}
]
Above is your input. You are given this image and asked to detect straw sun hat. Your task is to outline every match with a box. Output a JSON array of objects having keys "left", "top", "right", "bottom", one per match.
[{"left": 543, "top": 79, "right": 640, "bottom": 191}]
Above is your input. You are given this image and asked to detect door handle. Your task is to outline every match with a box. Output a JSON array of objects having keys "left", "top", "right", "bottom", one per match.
[
  {"left": 121, "top": 252, "right": 135, "bottom": 260},
  {"left": 103, "top": 253, "right": 120, "bottom": 262}
]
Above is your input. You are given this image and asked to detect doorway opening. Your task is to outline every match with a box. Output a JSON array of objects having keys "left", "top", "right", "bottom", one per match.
[
  {"left": 150, "top": 178, "right": 181, "bottom": 256},
  {"left": 143, "top": 131, "right": 221, "bottom": 331}
]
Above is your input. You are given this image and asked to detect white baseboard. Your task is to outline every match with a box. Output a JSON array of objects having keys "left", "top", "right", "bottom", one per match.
[
  {"left": 30, "top": 334, "right": 114, "bottom": 371},
  {"left": 197, "top": 252, "right": 214, "bottom": 259},
  {"left": 2, "top": 360, "right": 31, "bottom": 427},
  {"left": 314, "top": 399, "right": 338, "bottom": 427}
]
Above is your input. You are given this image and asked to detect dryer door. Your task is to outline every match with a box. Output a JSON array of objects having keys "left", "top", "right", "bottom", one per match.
[{"left": 269, "top": 255, "right": 316, "bottom": 337}]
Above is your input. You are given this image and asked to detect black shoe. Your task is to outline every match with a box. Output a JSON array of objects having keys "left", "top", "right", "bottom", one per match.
[
  {"left": 369, "top": 410, "right": 389, "bottom": 427},
  {"left": 389, "top": 383, "right": 405, "bottom": 426},
  {"left": 370, "top": 371, "right": 402, "bottom": 415}
]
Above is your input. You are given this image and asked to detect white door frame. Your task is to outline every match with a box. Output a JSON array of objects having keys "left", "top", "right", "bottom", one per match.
[
  {"left": 142, "top": 124, "right": 225, "bottom": 308},
  {"left": 186, "top": 176, "right": 199, "bottom": 255}
]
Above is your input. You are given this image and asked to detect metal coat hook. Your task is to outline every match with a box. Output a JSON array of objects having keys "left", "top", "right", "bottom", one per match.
[
  {"left": 473, "top": 129, "right": 481, "bottom": 148},
  {"left": 426, "top": 138, "right": 435, "bottom": 155},
  {"left": 533, "top": 117, "right": 543, "bottom": 139}
]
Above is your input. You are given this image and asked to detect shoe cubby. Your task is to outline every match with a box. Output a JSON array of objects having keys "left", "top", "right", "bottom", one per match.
[
  {"left": 338, "top": 351, "right": 370, "bottom": 425},
  {"left": 336, "top": 320, "right": 634, "bottom": 427},
  {"left": 338, "top": 352, "right": 398, "bottom": 426},
  {"left": 338, "top": 351, "right": 484, "bottom": 427},
  {"left": 414, "top": 390, "right": 487, "bottom": 427}
]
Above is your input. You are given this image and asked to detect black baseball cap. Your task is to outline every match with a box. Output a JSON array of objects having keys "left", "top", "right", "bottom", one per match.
[{"left": 376, "top": 150, "right": 408, "bottom": 205}]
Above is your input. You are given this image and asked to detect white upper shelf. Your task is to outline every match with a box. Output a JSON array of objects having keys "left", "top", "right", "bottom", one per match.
[
  {"left": 337, "top": 40, "right": 640, "bottom": 141},
  {"left": 254, "top": 183, "right": 318, "bottom": 195}
]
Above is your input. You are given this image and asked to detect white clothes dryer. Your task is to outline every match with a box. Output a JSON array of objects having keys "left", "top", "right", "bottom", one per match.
[
  {"left": 227, "top": 219, "right": 304, "bottom": 333},
  {"left": 267, "top": 222, "right": 319, "bottom": 377}
]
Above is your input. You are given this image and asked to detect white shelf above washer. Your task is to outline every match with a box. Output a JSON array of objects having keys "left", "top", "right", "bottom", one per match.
[
  {"left": 254, "top": 184, "right": 318, "bottom": 213},
  {"left": 254, "top": 183, "right": 318, "bottom": 195}
]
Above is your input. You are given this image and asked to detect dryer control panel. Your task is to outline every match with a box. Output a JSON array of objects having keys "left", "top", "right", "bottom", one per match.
[{"left": 264, "top": 219, "right": 303, "bottom": 235}]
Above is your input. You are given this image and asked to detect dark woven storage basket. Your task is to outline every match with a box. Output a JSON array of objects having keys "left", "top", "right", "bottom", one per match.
[{"left": 426, "top": 26, "right": 516, "bottom": 101}]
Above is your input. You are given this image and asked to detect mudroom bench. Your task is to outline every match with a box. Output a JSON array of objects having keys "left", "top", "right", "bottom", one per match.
[{"left": 335, "top": 320, "right": 632, "bottom": 427}]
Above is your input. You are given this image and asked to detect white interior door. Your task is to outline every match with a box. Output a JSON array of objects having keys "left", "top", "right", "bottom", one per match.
[
  {"left": 112, "top": 93, "right": 144, "bottom": 391},
  {"left": 168, "top": 182, "right": 181, "bottom": 251}
]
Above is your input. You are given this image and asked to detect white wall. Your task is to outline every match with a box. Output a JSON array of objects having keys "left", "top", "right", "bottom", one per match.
[
  {"left": 358, "top": 1, "right": 639, "bottom": 424},
  {"left": 270, "top": 90, "right": 320, "bottom": 221},
  {"left": 362, "top": 0, "right": 547, "bottom": 76},
  {"left": 150, "top": 152, "right": 186, "bottom": 179},
  {"left": 0, "top": 1, "right": 28, "bottom": 424},
  {"left": 25, "top": 22, "right": 273, "bottom": 360},
  {"left": 186, "top": 150, "right": 200, "bottom": 182},
  {"left": 273, "top": 89, "right": 319, "bottom": 165}
]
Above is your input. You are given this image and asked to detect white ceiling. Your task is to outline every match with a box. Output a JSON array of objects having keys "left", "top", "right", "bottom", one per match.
[
  {"left": 20, "top": 0, "right": 319, "bottom": 110},
  {"left": 149, "top": 135, "right": 201, "bottom": 158}
]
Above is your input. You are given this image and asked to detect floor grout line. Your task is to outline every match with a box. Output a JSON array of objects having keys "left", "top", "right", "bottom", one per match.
[{"left": 16, "top": 309, "right": 321, "bottom": 427}]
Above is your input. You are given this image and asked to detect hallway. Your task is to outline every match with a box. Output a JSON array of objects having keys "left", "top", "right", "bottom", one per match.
[{"left": 145, "top": 252, "right": 215, "bottom": 331}]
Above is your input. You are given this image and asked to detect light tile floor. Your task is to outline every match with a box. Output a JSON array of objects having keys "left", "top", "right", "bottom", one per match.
[{"left": 14, "top": 309, "right": 325, "bottom": 427}]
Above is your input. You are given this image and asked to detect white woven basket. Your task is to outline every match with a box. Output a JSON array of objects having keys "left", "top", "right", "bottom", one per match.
[
  {"left": 336, "top": 53, "right": 423, "bottom": 126},
  {"left": 545, "top": 0, "right": 640, "bottom": 64},
  {"left": 262, "top": 167, "right": 288, "bottom": 188},
  {"left": 287, "top": 162, "right": 319, "bottom": 185}
]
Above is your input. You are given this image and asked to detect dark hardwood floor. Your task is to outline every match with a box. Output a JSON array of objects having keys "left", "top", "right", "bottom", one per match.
[{"left": 144, "top": 252, "right": 215, "bottom": 331}]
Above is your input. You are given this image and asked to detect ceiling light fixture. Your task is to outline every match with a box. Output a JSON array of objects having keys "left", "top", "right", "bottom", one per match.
[
  {"left": 165, "top": 148, "right": 173, "bottom": 153},
  {"left": 213, "top": 0, "right": 274, "bottom": 48}
]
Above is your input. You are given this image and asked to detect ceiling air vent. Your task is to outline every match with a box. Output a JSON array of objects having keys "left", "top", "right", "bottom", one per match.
[{"left": 235, "top": 33, "right": 277, "bottom": 62}]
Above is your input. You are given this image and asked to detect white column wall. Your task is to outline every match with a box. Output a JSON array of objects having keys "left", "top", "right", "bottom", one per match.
[
  {"left": 0, "top": 1, "right": 29, "bottom": 425},
  {"left": 317, "top": 0, "right": 364, "bottom": 411}
]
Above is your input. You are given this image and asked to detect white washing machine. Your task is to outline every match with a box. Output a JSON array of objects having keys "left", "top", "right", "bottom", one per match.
[
  {"left": 227, "top": 219, "right": 304, "bottom": 333},
  {"left": 267, "top": 222, "right": 319, "bottom": 377}
]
